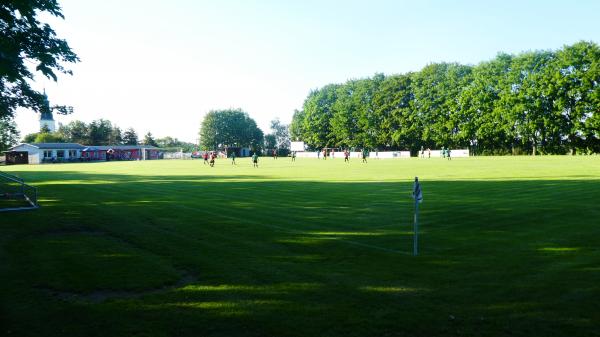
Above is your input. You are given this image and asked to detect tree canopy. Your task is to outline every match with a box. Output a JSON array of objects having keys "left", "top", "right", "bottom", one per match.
[
  {"left": 155, "top": 136, "right": 197, "bottom": 152},
  {"left": 291, "top": 41, "right": 600, "bottom": 154},
  {"left": 53, "top": 119, "right": 121, "bottom": 146},
  {"left": 21, "top": 119, "right": 139, "bottom": 146},
  {"left": 0, "top": 0, "right": 79, "bottom": 119},
  {"left": 269, "top": 118, "right": 291, "bottom": 150},
  {"left": 142, "top": 132, "right": 158, "bottom": 147},
  {"left": 199, "top": 109, "right": 263, "bottom": 150},
  {"left": 0, "top": 116, "right": 20, "bottom": 152},
  {"left": 122, "top": 128, "right": 139, "bottom": 145}
]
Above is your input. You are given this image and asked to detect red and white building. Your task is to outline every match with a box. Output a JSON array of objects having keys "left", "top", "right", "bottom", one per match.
[
  {"left": 81, "top": 145, "right": 160, "bottom": 161},
  {"left": 4, "top": 143, "right": 161, "bottom": 165}
]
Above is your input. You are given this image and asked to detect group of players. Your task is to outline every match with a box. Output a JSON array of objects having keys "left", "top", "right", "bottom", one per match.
[
  {"left": 201, "top": 148, "right": 372, "bottom": 167},
  {"left": 418, "top": 146, "right": 452, "bottom": 160},
  {"left": 201, "top": 151, "right": 219, "bottom": 167},
  {"left": 202, "top": 150, "right": 259, "bottom": 167},
  {"left": 202, "top": 146, "right": 453, "bottom": 167}
]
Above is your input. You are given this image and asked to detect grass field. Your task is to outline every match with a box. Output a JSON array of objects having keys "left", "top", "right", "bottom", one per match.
[{"left": 1, "top": 156, "right": 599, "bottom": 337}]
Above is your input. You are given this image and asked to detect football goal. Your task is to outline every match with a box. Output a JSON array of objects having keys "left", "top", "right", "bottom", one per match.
[{"left": 0, "top": 171, "right": 39, "bottom": 212}]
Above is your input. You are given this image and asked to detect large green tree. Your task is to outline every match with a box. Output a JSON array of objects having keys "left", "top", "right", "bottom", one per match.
[
  {"left": 411, "top": 62, "right": 473, "bottom": 149},
  {"left": 88, "top": 119, "right": 113, "bottom": 145},
  {"left": 0, "top": 116, "right": 20, "bottom": 152},
  {"left": 199, "top": 109, "right": 263, "bottom": 151},
  {"left": 143, "top": 132, "right": 158, "bottom": 147},
  {"left": 109, "top": 126, "right": 123, "bottom": 145},
  {"left": 269, "top": 118, "right": 290, "bottom": 150},
  {"left": 0, "top": 0, "right": 79, "bottom": 119},
  {"left": 57, "top": 120, "right": 128, "bottom": 145},
  {"left": 330, "top": 80, "right": 362, "bottom": 148},
  {"left": 372, "top": 73, "right": 415, "bottom": 149},
  {"left": 122, "top": 128, "right": 139, "bottom": 145},
  {"left": 497, "top": 50, "right": 556, "bottom": 155},
  {"left": 57, "top": 120, "right": 89, "bottom": 144},
  {"left": 33, "top": 131, "right": 65, "bottom": 143},
  {"left": 458, "top": 53, "right": 513, "bottom": 154},
  {"left": 548, "top": 41, "right": 600, "bottom": 154},
  {"left": 263, "top": 134, "right": 276, "bottom": 150},
  {"left": 301, "top": 84, "right": 339, "bottom": 149},
  {"left": 289, "top": 109, "right": 305, "bottom": 141},
  {"left": 353, "top": 74, "right": 385, "bottom": 148}
]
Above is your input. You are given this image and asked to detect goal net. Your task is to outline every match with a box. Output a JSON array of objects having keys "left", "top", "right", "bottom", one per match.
[{"left": 0, "top": 172, "right": 39, "bottom": 212}]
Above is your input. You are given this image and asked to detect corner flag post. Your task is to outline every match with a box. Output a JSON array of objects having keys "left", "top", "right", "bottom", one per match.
[{"left": 412, "top": 177, "right": 423, "bottom": 256}]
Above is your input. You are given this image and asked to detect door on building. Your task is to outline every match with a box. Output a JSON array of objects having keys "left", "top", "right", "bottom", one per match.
[{"left": 5, "top": 151, "right": 29, "bottom": 165}]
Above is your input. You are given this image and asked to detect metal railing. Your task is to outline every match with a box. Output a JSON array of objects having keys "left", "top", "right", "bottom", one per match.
[{"left": 0, "top": 171, "right": 39, "bottom": 211}]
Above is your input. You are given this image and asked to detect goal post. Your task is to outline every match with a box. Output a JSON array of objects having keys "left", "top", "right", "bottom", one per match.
[{"left": 0, "top": 171, "right": 39, "bottom": 212}]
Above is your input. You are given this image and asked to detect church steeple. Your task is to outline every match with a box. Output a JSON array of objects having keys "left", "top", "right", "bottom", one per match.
[{"left": 39, "top": 89, "right": 56, "bottom": 132}]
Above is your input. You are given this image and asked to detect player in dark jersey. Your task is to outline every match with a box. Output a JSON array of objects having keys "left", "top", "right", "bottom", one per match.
[{"left": 209, "top": 152, "right": 216, "bottom": 167}]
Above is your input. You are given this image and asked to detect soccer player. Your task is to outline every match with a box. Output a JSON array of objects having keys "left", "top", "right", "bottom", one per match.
[
  {"left": 209, "top": 152, "right": 216, "bottom": 167},
  {"left": 344, "top": 149, "right": 349, "bottom": 163},
  {"left": 273, "top": 149, "right": 278, "bottom": 159},
  {"left": 203, "top": 151, "right": 208, "bottom": 165},
  {"left": 291, "top": 151, "right": 296, "bottom": 162},
  {"left": 231, "top": 151, "right": 236, "bottom": 165},
  {"left": 427, "top": 148, "right": 431, "bottom": 158},
  {"left": 447, "top": 148, "right": 451, "bottom": 160},
  {"left": 322, "top": 148, "right": 327, "bottom": 160},
  {"left": 362, "top": 148, "right": 368, "bottom": 163},
  {"left": 252, "top": 152, "right": 259, "bottom": 167}
]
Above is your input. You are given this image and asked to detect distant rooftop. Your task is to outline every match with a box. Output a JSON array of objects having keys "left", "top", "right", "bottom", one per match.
[
  {"left": 29, "top": 143, "right": 85, "bottom": 149},
  {"left": 82, "top": 145, "right": 159, "bottom": 151},
  {"left": 11, "top": 143, "right": 159, "bottom": 150}
]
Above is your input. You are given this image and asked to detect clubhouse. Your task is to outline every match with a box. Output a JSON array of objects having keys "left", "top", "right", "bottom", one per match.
[{"left": 4, "top": 143, "right": 161, "bottom": 165}]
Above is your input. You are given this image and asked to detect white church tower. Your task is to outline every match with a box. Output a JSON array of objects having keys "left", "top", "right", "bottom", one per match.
[{"left": 39, "top": 90, "right": 56, "bottom": 132}]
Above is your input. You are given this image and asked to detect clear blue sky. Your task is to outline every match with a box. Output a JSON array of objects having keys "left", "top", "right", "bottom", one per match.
[{"left": 15, "top": 0, "right": 600, "bottom": 142}]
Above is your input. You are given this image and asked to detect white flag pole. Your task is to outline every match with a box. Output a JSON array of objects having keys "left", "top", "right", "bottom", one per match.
[{"left": 412, "top": 177, "right": 422, "bottom": 256}]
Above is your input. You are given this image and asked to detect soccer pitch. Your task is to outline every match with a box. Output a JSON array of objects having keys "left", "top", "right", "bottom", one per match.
[{"left": 1, "top": 156, "right": 599, "bottom": 337}]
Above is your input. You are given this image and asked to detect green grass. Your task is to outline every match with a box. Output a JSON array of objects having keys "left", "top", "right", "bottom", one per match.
[{"left": 1, "top": 156, "right": 599, "bottom": 337}]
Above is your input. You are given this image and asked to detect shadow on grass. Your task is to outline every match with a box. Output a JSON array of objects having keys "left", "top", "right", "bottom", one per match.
[{"left": 1, "top": 171, "right": 599, "bottom": 337}]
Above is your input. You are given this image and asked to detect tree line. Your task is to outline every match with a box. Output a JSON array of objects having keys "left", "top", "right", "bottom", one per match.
[
  {"left": 18, "top": 119, "right": 196, "bottom": 151},
  {"left": 291, "top": 41, "right": 600, "bottom": 155},
  {"left": 21, "top": 120, "right": 141, "bottom": 146}
]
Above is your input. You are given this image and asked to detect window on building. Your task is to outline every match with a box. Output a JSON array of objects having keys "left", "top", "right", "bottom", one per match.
[
  {"left": 69, "top": 150, "right": 77, "bottom": 158},
  {"left": 43, "top": 150, "right": 52, "bottom": 158},
  {"left": 56, "top": 150, "right": 65, "bottom": 158}
]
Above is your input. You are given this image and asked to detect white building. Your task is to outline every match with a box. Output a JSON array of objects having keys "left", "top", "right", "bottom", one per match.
[
  {"left": 6, "top": 143, "right": 85, "bottom": 164},
  {"left": 4, "top": 143, "right": 162, "bottom": 164}
]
